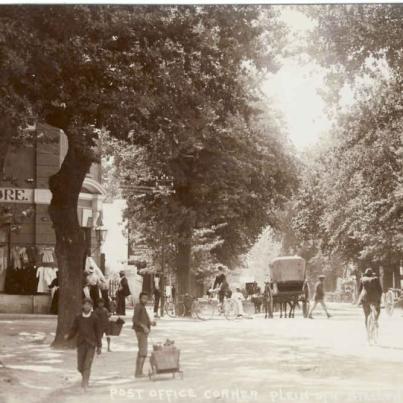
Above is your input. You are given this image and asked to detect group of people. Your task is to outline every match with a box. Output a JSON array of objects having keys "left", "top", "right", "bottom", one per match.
[
  {"left": 65, "top": 265, "right": 384, "bottom": 391},
  {"left": 83, "top": 267, "right": 131, "bottom": 316},
  {"left": 209, "top": 265, "right": 384, "bottom": 330},
  {"left": 65, "top": 290, "right": 156, "bottom": 390}
]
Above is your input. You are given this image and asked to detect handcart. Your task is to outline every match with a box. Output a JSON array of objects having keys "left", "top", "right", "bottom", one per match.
[{"left": 149, "top": 340, "right": 183, "bottom": 381}]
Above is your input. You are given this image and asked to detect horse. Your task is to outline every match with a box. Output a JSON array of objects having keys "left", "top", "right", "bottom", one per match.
[{"left": 251, "top": 293, "right": 263, "bottom": 313}]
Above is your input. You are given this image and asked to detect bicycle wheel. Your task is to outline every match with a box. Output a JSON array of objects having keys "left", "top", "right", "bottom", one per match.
[
  {"left": 200, "top": 299, "right": 216, "bottom": 320},
  {"left": 385, "top": 290, "right": 394, "bottom": 316},
  {"left": 165, "top": 300, "right": 177, "bottom": 318},
  {"left": 191, "top": 300, "right": 207, "bottom": 321},
  {"left": 224, "top": 299, "right": 238, "bottom": 320},
  {"left": 367, "top": 309, "right": 378, "bottom": 345}
]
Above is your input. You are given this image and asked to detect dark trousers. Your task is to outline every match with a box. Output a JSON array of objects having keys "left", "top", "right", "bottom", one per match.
[
  {"left": 77, "top": 342, "right": 95, "bottom": 386},
  {"left": 154, "top": 289, "right": 160, "bottom": 314},
  {"left": 116, "top": 292, "right": 126, "bottom": 315},
  {"left": 89, "top": 286, "right": 100, "bottom": 307},
  {"left": 218, "top": 291, "right": 225, "bottom": 304}
]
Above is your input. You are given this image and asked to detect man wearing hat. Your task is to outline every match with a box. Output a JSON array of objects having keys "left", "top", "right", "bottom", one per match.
[
  {"left": 357, "top": 268, "right": 383, "bottom": 328},
  {"left": 308, "top": 274, "right": 331, "bottom": 319},
  {"left": 116, "top": 270, "right": 131, "bottom": 315}
]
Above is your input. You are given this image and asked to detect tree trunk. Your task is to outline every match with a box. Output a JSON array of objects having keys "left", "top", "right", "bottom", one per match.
[
  {"left": 176, "top": 216, "right": 193, "bottom": 296},
  {"left": 49, "top": 141, "right": 92, "bottom": 348},
  {"left": 176, "top": 240, "right": 192, "bottom": 296}
]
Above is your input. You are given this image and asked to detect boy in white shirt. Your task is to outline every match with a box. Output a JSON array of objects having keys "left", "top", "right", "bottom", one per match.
[{"left": 232, "top": 288, "right": 245, "bottom": 317}]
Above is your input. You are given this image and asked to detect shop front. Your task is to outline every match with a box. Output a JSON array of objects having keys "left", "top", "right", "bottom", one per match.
[{"left": 0, "top": 124, "right": 105, "bottom": 314}]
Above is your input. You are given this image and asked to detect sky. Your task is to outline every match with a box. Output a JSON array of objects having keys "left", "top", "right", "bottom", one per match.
[{"left": 262, "top": 8, "right": 332, "bottom": 151}]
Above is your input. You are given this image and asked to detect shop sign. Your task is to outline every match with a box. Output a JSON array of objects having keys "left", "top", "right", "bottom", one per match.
[{"left": 0, "top": 188, "right": 34, "bottom": 204}]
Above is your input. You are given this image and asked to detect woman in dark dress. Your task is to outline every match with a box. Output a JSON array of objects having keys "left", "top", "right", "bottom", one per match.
[{"left": 49, "top": 273, "right": 59, "bottom": 315}]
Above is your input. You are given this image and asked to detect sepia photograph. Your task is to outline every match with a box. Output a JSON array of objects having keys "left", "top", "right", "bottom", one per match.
[{"left": 0, "top": 2, "right": 402, "bottom": 403}]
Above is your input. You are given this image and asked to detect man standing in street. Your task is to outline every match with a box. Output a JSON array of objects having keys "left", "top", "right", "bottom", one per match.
[
  {"left": 153, "top": 273, "right": 161, "bottom": 318},
  {"left": 116, "top": 270, "right": 130, "bottom": 316},
  {"left": 132, "top": 292, "right": 155, "bottom": 378},
  {"left": 308, "top": 274, "right": 331, "bottom": 319}
]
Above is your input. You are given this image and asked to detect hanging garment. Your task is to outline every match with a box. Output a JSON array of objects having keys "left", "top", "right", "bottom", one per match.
[
  {"left": 11, "top": 248, "right": 21, "bottom": 270},
  {"left": 36, "top": 266, "right": 50, "bottom": 293},
  {"left": 44, "top": 267, "right": 57, "bottom": 287},
  {"left": 40, "top": 248, "right": 55, "bottom": 264},
  {"left": 84, "top": 257, "right": 105, "bottom": 285},
  {"left": 19, "top": 247, "right": 29, "bottom": 265}
]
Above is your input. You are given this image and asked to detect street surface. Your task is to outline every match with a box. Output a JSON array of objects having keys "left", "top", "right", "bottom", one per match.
[{"left": 1, "top": 303, "right": 403, "bottom": 403}]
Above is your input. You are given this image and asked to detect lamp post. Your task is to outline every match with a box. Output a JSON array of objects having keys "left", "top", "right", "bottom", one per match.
[{"left": 95, "top": 226, "right": 108, "bottom": 245}]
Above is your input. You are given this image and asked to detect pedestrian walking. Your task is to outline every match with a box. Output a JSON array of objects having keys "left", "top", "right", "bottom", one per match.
[
  {"left": 308, "top": 274, "right": 331, "bottom": 319},
  {"left": 116, "top": 270, "right": 131, "bottom": 315},
  {"left": 94, "top": 299, "right": 112, "bottom": 352},
  {"left": 65, "top": 298, "right": 102, "bottom": 391},
  {"left": 132, "top": 292, "right": 155, "bottom": 378}
]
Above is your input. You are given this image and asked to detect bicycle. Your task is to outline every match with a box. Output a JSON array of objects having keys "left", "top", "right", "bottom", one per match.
[
  {"left": 195, "top": 289, "right": 238, "bottom": 320},
  {"left": 164, "top": 294, "right": 201, "bottom": 319},
  {"left": 164, "top": 296, "right": 179, "bottom": 317},
  {"left": 367, "top": 304, "right": 379, "bottom": 345}
]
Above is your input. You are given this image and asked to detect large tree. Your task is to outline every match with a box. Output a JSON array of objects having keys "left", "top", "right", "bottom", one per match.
[{"left": 1, "top": 5, "right": 292, "bottom": 344}]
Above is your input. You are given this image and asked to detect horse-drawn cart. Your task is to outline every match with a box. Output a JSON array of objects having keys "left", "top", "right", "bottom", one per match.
[{"left": 267, "top": 256, "right": 309, "bottom": 318}]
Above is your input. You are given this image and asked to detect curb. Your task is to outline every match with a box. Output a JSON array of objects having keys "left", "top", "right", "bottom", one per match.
[{"left": 0, "top": 314, "right": 57, "bottom": 320}]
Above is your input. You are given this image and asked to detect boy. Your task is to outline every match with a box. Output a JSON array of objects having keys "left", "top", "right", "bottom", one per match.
[
  {"left": 132, "top": 292, "right": 155, "bottom": 378},
  {"left": 232, "top": 287, "right": 246, "bottom": 317},
  {"left": 95, "top": 299, "right": 112, "bottom": 352},
  {"left": 65, "top": 298, "right": 102, "bottom": 390}
]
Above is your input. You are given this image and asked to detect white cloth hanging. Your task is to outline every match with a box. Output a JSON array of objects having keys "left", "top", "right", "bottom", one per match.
[
  {"left": 83, "top": 285, "right": 91, "bottom": 299},
  {"left": 41, "top": 248, "right": 54, "bottom": 264},
  {"left": 44, "top": 267, "right": 57, "bottom": 287},
  {"left": 84, "top": 256, "right": 105, "bottom": 285},
  {"left": 19, "top": 247, "right": 29, "bottom": 265},
  {"left": 36, "top": 267, "right": 49, "bottom": 293}
]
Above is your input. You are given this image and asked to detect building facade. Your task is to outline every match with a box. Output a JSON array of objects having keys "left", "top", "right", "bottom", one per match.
[{"left": 0, "top": 124, "right": 105, "bottom": 313}]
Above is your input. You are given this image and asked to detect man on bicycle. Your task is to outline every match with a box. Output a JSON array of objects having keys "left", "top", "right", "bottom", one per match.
[
  {"left": 357, "top": 268, "right": 383, "bottom": 329},
  {"left": 211, "top": 265, "right": 231, "bottom": 308}
]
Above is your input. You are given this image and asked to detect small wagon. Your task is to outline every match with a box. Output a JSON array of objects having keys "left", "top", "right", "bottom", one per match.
[
  {"left": 149, "top": 344, "right": 183, "bottom": 381},
  {"left": 269, "top": 256, "right": 309, "bottom": 318}
]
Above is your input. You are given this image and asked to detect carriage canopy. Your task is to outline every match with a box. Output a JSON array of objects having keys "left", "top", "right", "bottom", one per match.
[{"left": 269, "top": 256, "right": 306, "bottom": 283}]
